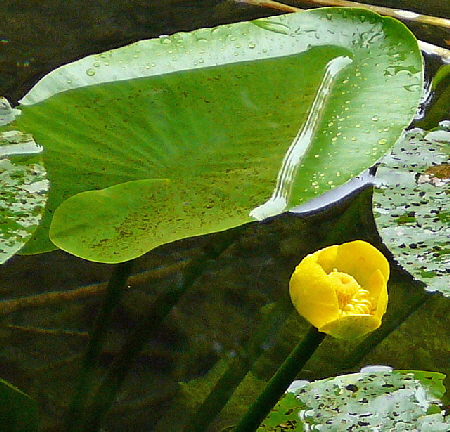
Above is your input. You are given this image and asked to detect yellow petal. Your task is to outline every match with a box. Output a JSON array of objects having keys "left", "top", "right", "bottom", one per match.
[
  {"left": 319, "top": 314, "right": 382, "bottom": 339},
  {"left": 314, "top": 244, "right": 339, "bottom": 273},
  {"left": 289, "top": 241, "right": 389, "bottom": 340},
  {"left": 289, "top": 253, "right": 340, "bottom": 329},
  {"left": 331, "top": 240, "right": 390, "bottom": 288},
  {"left": 368, "top": 269, "right": 389, "bottom": 319}
]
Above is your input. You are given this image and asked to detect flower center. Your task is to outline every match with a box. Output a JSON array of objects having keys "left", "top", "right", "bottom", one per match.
[{"left": 328, "top": 270, "right": 374, "bottom": 316}]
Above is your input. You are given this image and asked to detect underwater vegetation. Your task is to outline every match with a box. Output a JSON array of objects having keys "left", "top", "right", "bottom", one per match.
[{"left": 0, "top": 2, "right": 449, "bottom": 431}]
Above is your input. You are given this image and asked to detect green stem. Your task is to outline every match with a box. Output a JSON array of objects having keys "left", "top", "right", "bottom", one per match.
[
  {"left": 183, "top": 298, "right": 293, "bottom": 432},
  {"left": 233, "top": 326, "right": 326, "bottom": 432},
  {"left": 82, "top": 226, "right": 246, "bottom": 432},
  {"left": 65, "top": 260, "right": 134, "bottom": 432}
]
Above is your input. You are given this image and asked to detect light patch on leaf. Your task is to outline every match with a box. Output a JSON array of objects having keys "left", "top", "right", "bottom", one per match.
[
  {"left": 374, "top": 122, "right": 450, "bottom": 296},
  {"left": 0, "top": 130, "right": 48, "bottom": 263},
  {"left": 287, "top": 370, "right": 449, "bottom": 431}
]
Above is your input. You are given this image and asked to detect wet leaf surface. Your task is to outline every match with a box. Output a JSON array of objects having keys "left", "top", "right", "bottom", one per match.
[
  {"left": 374, "top": 122, "right": 450, "bottom": 295},
  {"left": 4, "top": 8, "right": 422, "bottom": 263}
]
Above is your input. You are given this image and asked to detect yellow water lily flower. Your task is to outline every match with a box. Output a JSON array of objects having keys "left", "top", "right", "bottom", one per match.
[{"left": 289, "top": 240, "right": 389, "bottom": 339}]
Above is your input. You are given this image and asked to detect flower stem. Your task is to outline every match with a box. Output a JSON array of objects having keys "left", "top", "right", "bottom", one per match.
[
  {"left": 183, "top": 298, "right": 292, "bottom": 432},
  {"left": 232, "top": 326, "right": 326, "bottom": 432},
  {"left": 65, "top": 259, "right": 134, "bottom": 432}
]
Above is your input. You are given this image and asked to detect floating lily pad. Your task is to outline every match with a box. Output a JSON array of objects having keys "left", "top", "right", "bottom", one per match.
[
  {"left": 374, "top": 123, "right": 450, "bottom": 295},
  {"left": 272, "top": 368, "right": 450, "bottom": 431},
  {"left": 4, "top": 8, "right": 422, "bottom": 263},
  {"left": 0, "top": 130, "right": 48, "bottom": 264}
]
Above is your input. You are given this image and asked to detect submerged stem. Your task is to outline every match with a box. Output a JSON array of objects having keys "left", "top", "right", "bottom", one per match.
[
  {"left": 65, "top": 259, "right": 134, "bottom": 432},
  {"left": 236, "top": 0, "right": 450, "bottom": 31},
  {"left": 233, "top": 326, "right": 326, "bottom": 432},
  {"left": 0, "top": 261, "right": 186, "bottom": 317},
  {"left": 82, "top": 226, "right": 246, "bottom": 432},
  {"left": 183, "top": 298, "right": 292, "bottom": 432}
]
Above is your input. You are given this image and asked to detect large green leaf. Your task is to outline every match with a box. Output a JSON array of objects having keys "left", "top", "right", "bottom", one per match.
[
  {"left": 4, "top": 8, "right": 422, "bottom": 263},
  {"left": 374, "top": 123, "right": 450, "bottom": 295}
]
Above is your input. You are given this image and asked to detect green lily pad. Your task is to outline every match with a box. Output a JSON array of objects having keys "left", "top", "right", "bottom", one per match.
[
  {"left": 0, "top": 130, "right": 48, "bottom": 264},
  {"left": 279, "top": 368, "right": 450, "bottom": 431},
  {"left": 374, "top": 123, "right": 450, "bottom": 295},
  {"left": 4, "top": 8, "right": 422, "bottom": 263},
  {"left": 257, "top": 392, "right": 304, "bottom": 431}
]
